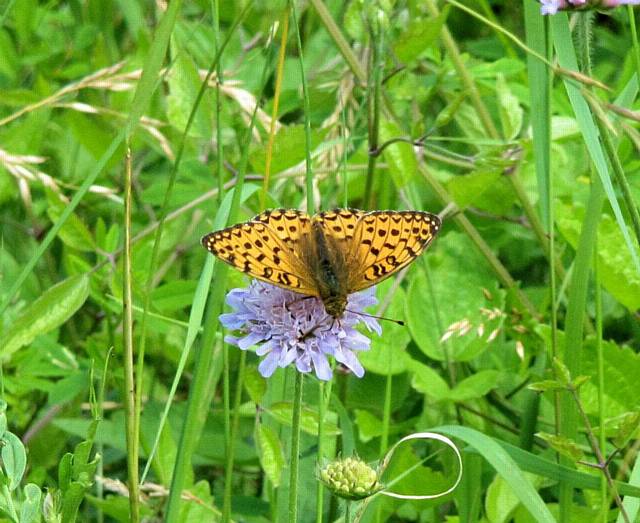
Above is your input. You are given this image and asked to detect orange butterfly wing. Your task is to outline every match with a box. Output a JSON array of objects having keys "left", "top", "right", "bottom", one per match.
[{"left": 201, "top": 210, "right": 318, "bottom": 295}]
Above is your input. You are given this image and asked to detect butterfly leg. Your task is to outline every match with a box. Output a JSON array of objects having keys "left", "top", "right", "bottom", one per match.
[{"left": 285, "top": 294, "right": 316, "bottom": 313}]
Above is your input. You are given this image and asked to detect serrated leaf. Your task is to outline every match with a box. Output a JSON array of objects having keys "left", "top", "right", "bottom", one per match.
[
  {"left": 536, "top": 432, "right": 583, "bottom": 461},
  {"left": 2, "top": 432, "right": 26, "bottom": 491},
  {"left": 0, "top": 274, "right": 90, "bottom": 358},
  {"left": 256, "top": 425, "right": 284, "bottom": 487}
]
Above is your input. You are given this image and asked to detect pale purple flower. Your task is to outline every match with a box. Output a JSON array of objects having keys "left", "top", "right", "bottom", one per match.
[
  {"left": 541, "top": 0, "right": 567, "bottom": 13},
  {"left": 541, "top": 0, "right": 640, "bottom": 13},
  {"left": 220, "top": 281, "right": 382, "bottom": 381}
]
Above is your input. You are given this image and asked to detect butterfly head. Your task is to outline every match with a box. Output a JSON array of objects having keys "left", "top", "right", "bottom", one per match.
[{"left": 323, "top": 293, "right": 348, "bottom": 319}]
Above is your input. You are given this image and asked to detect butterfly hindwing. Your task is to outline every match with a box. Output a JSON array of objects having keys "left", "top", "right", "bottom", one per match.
[
  {"left": 348, "top": 210, "right": 441, "bottom": 290},
  {"left": 201, "top": 216, "right": 318, "bottom": 295}
]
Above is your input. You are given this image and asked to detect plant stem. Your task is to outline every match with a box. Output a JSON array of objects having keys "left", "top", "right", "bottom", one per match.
[
  {"left": 308, "top": 0, "right": 366, "bottom": 83},
  {"left": 261, "top": 7, "right": 290, "bottom": 210},
  {"left": 570, "top": 382, "right": 629, "bottom": 522},
  {"left": 291, "top": 0, "right": 314, "bottom": 214},
  {"left": 288, "top": 371, "right": 304, "bottom": 522},
  {"left": 315, "top": 380, "right": 327, "bottom": 523},
  {"left": 122, "top": 146, "right": 140, "bottom": 523},
  {"left": 364, "top": 15, "right": 383, "bottom": 210},
  {"left": 164, "top": 6, "right": 261, "bottom": 520},
  {"left": 424, "top": 0, "right": 498, "bottom": 139},
  {"left": 213, "top": 0, "right": 224, "bottom": 205},
  {"left": 418, "top": 166, "right": 539, "bottom": 318},
  {"left": 289, "top": 2, "right": 312, "bottom": 520},
  {"left": 628, "top": 6, "right": 640, "bottom": 87},
  {"left": 594, "top": 247, "right": 607, "bottom": 522},
  {"left": 222, "top": 350, "right": 247, "bottom": 522},
  {"left": 592, "top": 109, "right": 640, "bottom": 253}
]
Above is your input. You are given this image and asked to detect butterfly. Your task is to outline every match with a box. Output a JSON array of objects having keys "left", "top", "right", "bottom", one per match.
[{"left": 201, "top": 208, "right": 441, "bottom": 318}]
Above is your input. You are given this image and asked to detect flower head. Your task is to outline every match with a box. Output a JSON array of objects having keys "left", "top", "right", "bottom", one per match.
[
  {"left": 319, "top": 457, "right": 382, "bottom": 500},
  {"left": 541, "top": 0, "right": 640, "bottom": 13},
  {"left": 220, "top": 281, "right": 381, "bottom": 381}
]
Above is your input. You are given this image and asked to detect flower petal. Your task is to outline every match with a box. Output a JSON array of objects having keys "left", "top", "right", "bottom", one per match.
[
  {"left": 310, "top": 350, "right": 333, "bottom": 381},
  {"left": 238, "top": 331, "right": 266, "bottom": 350}
]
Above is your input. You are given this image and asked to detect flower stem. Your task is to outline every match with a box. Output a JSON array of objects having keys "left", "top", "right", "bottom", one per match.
[
  {"left": 222, "top": 350, "right": 247, "bottom": 522},
  {"left": 288, "top": 371, "right": 304, "bottom": 522},
  {"left": 315, "top": 380, "right": 329, "bottom": 523},
  {"left": 376, "top": 370, "right": 393, "bottom": 523}
]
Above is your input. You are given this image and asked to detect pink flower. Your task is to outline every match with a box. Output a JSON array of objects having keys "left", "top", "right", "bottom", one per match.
[{"left": 540, "top": 0, "right": 640, "bottom": 13}]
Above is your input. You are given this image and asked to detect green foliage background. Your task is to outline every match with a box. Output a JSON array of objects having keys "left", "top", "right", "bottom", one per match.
[{"left": 0, "top": 0, "right": 639, "bottom": 522}]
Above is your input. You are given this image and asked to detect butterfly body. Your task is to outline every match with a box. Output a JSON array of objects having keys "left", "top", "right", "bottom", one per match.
[{"left": 202, "top": 208, "right": 441, "bottom": 318}]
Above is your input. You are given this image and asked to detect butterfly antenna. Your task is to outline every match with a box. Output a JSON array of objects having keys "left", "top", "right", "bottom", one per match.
[{"left": 345, "top": 309, "right": 405, "bottom": 326}]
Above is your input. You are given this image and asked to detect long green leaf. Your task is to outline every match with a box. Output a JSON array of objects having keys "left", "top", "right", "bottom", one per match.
[
  {"left": 435, "top": 425, "right": 556, "bottom": 523},
  {"left": 125, "top": 0, "right": 183, "bottom": 138},
  {"left": 0, "top": 133, "right": 124, "bottom": 316},
  {"left": 551, "top": 15, "right": 640, "bottom": 275},
  {"left": 495, "top": 441, "right": 640, "bottom": 498}
]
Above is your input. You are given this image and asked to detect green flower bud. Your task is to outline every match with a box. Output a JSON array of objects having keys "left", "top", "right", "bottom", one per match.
[{"left": 319, "top": 457, "right": 382, "bottom": 501}]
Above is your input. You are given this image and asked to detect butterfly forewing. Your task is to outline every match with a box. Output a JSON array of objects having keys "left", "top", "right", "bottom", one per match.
[
  {"left": 316, "top": 208, "right": 366, "bottom": 241},
  {"left": 254, "top": 209, "right": 312, "bottom": 245},
  {"left": 201, "top": 212, "right": 318, "bottom": 295},
  {"left": 348, "top": 210, "right": 441, "bottom": 290}
]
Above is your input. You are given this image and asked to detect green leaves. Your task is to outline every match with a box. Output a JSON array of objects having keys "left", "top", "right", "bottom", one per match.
[
  {"left": 410, "top": 360, "right": 501, "bottom": 402},
  {"left": 406, "top": 233, "right": 503, "bottom": 362},
  {"left": 393, "top": 8, "right": 448, "bottom": 63},
  {"left": 266, "top": 402, "right": 340, "bottom": 437},
  {"left": 2, "top": 431, "right": 26, "bottom": 492},
  {"left": 436, "top": 426, "right": 556, "bottom": 523},
  {"left": 0, "top": 274, "right": 89, "bottom": 359},
  {"left": 256, "top": 425, "right": 284, "bottom": 487},
  {"left": 360, "top": 283, "right": 410, "bottom": 375},
  {"left": 557, "top": 203, "right": 640, "bottom": 311}
]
